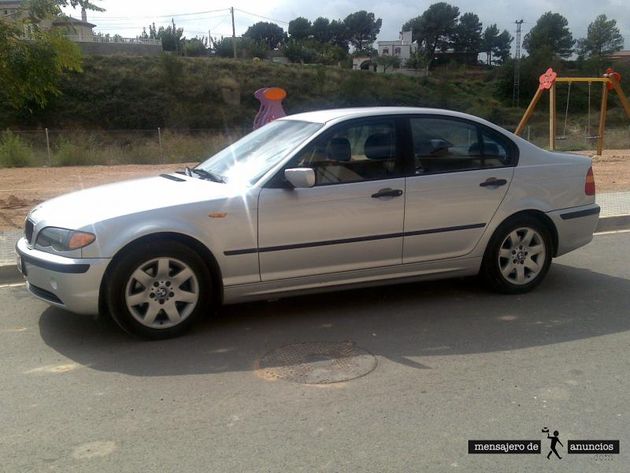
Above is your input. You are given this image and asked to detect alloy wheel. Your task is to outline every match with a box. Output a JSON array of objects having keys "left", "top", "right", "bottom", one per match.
[
  {"left": 125, "top": 257, "right": 199, "bottom": 329},
  {"left": 497, "top": 227, "right": 546, "bottom": 286}
]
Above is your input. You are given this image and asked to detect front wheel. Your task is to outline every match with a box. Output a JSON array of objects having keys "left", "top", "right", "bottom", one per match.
[
  {"left": 481, "top": 216, "right": 552, "bottom": 294},
  {"left": 106, "top": 240, "right": 212, "bottom": 339}
]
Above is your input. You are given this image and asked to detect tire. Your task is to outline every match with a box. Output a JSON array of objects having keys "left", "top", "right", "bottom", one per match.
[
  {"left": 106, "top": 240, "right": 212, "bottom": 339},
  {"left": 481, "top": 215, "right": 553, "bottom": 294}
]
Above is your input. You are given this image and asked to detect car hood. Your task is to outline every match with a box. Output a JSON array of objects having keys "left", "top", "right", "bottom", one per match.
[{"left": 28, "top": 174, "right": 243, "bottom": 229}]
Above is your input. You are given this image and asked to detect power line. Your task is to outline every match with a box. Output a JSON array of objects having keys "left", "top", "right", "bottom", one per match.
[
  {"left": 209, "top": 15, "right": 230, "bottom": 33},
  {"left": 234, "top": 8, "right": 289, "bottom": 25},
  {"left": 96, "top": 15, "right": 228, "bottom": 26},
  {"left": 90, "top": 8, "right": 229, "bottom": 20}
]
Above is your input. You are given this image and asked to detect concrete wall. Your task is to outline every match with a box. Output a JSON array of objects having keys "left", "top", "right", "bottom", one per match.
[{"left": 77, "top": 41, "right": 162, "bottom": 57}]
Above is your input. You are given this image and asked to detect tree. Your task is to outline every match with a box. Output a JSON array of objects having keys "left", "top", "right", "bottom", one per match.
[
  {"left": 212, "top": 37, "right": 233, "bottom": 57},
  {"left": 494, "top": 30, "right": 513, "bottom": 64},
  {"left": 577, "top": 14, "right": 623, "bottom": 61},
  {"left": 283, "top": 39, "right": 317, "bottom": 63},
  {"left": 288, "top": 17, "right": 311, "bottom": 41},
  {"left": 375, "top": 54, "right": 401, "bottom": 72},
  {"left": 405, "top": 51, "right": 429, "bottom": 70},
  {"left": 142, "top": 21, "right": 184, "bottom": 53},
  {"left": 481, "top": 24, "right": 499, "bottom": 65},
  {"left": 452, "top": 12, "right": 482, "bottom": 63},
  {"left": 311, "top": 17, "right": 332, "bottom": 43},
  {"left": 403, "top": 2, "right": 460, "bottom": 66},
  {"left": 523, "top": 12, "right": 574, "bottom": 59},
  {"left": 243, "top": 21, "right": 286, "bottom": 50},
  {"left": 329, "top": 19, "right": 349, "bottom": 51},
  {"left": 161, "top": 20, "right": 184, "bottom": 53},
  {"left": 482, "top": 25, "right": 513, "bottom": 65},
  {"left": 212, "top": 36, "right": 267, "bottom": 59},
  {"left": 0, "top": 0, "right": 102, "bottom": 111},
  {"left": 184, "top": 37, "right": 208, "bottom": 57},
  {"left": 343, "top": 11, "right": 382, "bottom": 53}
]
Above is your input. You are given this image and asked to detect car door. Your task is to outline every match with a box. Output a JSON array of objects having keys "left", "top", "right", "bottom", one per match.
[
  {"left": 403, "top": 115, "right": 516, "bottom": 264},
  {"left": 257, "top": 117, "right": 407, "bottom": 281}
]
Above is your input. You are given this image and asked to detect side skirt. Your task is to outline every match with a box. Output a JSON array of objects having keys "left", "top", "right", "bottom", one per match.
[{"left": 222, "top": 257, "right": 482, "bottom": 304}]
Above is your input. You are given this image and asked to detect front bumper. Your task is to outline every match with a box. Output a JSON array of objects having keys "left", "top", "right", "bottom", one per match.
[
  {"left": 16, "top": 237, "right": 110, "bottom": 315},
  {"left": 547, "top": 203, "right": 600, "bottom": 256}
]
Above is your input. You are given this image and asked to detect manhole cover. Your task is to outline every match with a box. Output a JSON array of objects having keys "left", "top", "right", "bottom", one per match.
[{"left": 256, "top": 341, "right": 377, "bottom": 384}]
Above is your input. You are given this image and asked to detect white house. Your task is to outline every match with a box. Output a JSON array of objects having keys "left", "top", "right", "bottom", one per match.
[{"left": 377, "top": 31, "right": 417, "bottom": 61}]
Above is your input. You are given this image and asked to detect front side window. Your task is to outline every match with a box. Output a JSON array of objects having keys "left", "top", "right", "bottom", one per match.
[
  {"left": 196, "top": 119, "right": 322, "bottom": 186},
  {"left": 410, "top": 117, "right": 514, "bottom": 174},
  {"left": 292, "top": 119, "right": 402, "bottom": 185}
]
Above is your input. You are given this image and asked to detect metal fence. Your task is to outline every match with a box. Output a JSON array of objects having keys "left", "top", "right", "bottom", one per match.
[
  {"left": 2, "top": 123, "right": 629, "bottom": 169},
  {"left": 0, "top": 128, "right": 248, "bottom": 167},
  {"left": 68, "top": 34, "right": 162, "bottom": 46}
]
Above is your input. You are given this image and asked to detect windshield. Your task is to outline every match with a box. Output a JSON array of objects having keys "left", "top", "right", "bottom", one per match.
[{"left": 196, "top": 120, "right": 322, "bottom": 186}]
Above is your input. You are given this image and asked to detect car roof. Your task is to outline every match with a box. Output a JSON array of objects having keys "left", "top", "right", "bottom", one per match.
[{"left": 281, "top": 107, "right": 488, "bottom": 125}]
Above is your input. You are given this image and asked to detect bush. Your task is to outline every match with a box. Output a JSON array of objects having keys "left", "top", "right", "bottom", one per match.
[
  {"left": 53, "top": 139, "right": 96, "bottom": 166},
  {"left": 0, "top": 131, "right": 33, "bottom": 167}
]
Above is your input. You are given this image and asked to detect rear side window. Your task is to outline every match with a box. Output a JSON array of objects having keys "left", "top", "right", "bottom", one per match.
[{"left": 410, "top": 117, "right": 516, "bottom": 174}]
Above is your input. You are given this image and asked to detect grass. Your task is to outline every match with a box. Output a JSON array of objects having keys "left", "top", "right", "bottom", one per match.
[
  {"left": 0, "top": 131, "right": 33, "bottom": 167},
  {"left": 2, "top": 122, "right": 628, "bottom": 169},
  {"left": 516, "top": 110, "right": 630, "bottom": 152},
  {"left": 1, "top": 129, "right": 238, "bottom": 167}
]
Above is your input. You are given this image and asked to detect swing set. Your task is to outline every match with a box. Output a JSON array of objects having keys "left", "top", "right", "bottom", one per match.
[{"left": 515, "top": 67, "right": 630, "bottom": 155}]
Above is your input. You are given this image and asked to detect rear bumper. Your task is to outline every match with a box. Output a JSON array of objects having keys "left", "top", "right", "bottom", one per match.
[
  {"left": 547, "top": 204, "right": 600, "bottom": 256},
  {"left": 16, "top": 237, "right": 109, "bottom": 315}
]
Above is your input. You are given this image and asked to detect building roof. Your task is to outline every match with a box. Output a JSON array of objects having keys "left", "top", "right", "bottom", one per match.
[{"left": 52, "top": 15, "right": 95, "bottom": 28}]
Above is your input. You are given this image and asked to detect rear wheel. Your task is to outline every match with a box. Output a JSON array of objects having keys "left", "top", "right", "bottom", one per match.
[
  {"left": 481, "top": 216, "right": 552, "bottom": 294},
  {"left": 107, "top": 240, "right": 212, "bottom": 339}
]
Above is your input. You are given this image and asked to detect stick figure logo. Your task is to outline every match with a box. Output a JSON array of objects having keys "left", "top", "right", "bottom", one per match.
[{"left": 542, "top": 427, "right": 563, "bottom": 460}]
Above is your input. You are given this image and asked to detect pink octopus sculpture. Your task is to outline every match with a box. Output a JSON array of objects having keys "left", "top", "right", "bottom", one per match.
[{"left": 253, "top": 87, "right": 287, "bottom": 129}]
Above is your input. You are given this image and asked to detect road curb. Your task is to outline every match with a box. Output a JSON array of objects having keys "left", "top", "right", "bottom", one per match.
[
  {"left": 0, "top": 265, "right": 22, "bottom": 285},
  {"left": 595, "top": 214, "right": 630, "bottom": 233},
  {"left": 0, "top": 215, "right": 628, "bottom": 285}
]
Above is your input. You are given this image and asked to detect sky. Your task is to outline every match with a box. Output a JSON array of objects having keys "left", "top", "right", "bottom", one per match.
[{"left": 65, "top": 0, "right": 629, "bottom": 51}]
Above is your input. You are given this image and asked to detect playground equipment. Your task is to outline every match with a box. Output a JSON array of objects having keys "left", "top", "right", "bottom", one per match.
[
  {"left": 515, "top": 67, "right": 630, "bottom": 155},
  {"left": 253, "top": 87, "right": 287, "bottom": 129}
]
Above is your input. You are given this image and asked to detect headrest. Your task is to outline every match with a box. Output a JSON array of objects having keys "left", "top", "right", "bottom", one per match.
[
  {"left": 469, "top": 142, "right": 500, "bottom": 157},
  {"left": 483, "top": 143, "right": 500, "bottom": 156},
  {"left": 364, "top": 133, "right": 394, "bottom": 160},
  {"left": 328, "top": 137, "right": 351, "bottom": 162}
]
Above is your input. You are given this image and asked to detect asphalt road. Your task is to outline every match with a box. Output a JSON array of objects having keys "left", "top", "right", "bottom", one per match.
[{"left": 1, "top": 232, "right": 629, "bottom": 472}]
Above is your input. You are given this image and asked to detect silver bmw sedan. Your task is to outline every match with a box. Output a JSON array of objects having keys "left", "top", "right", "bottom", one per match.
[{"left": 16, "top": 107, "right": 600, "bottom": 338}]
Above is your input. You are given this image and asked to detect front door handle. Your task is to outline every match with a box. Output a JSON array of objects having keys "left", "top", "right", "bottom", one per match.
[
  {"left": 479, "top": 178, "right": 508, "bottom": 188},
  {"left": 371, "top": 188, "right": 404, "bottom": 198}
]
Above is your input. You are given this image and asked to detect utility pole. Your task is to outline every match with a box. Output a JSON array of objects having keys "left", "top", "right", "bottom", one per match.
[
  {"left": 513, "top": 19, "right": 524, "bottom": 108},
  {"left": 230, "top": 6, "right": 237, "bottom": 58}
]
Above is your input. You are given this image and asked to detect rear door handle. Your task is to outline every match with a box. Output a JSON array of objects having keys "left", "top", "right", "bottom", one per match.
[
  {"left": 371, "top": 188, "right": 404, "bottom": 198},
  {"left": 479, "top": 178, "right": 507, "bottom": 188}
]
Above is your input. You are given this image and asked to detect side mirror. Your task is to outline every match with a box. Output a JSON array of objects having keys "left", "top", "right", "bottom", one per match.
[{"left": 284, "top": 168, "right": 315, "bottom": 188}]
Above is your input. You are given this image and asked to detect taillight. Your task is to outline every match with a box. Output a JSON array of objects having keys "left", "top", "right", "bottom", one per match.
[{"left": 585, "top": 166, "right": 596, "bottom": 196}]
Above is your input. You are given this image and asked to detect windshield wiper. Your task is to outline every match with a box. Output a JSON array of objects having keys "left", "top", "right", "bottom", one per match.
[{"left": 187, "top": 167, "right": 226, "bottom": 183}]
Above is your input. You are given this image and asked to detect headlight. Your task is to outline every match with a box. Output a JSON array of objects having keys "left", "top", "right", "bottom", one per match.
[{"left": 35, "top": 227, "right": 96, "bottom": 252}]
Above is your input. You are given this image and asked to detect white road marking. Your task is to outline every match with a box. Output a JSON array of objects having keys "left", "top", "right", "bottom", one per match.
[
  {"left": 25, "top": 363, "right": 81, "bottom": 374},
  {"left": 594, "top": 228, "right": 630, "bottom": 236},
  {"left": 72, "top": 441, "right": 117, "bottom": 459},
  {"left": 0, "top": 282, "right": 26, "bottom": 288},
  {"left": 0, "top": 327, "right": 27, "bottom": 333}
]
